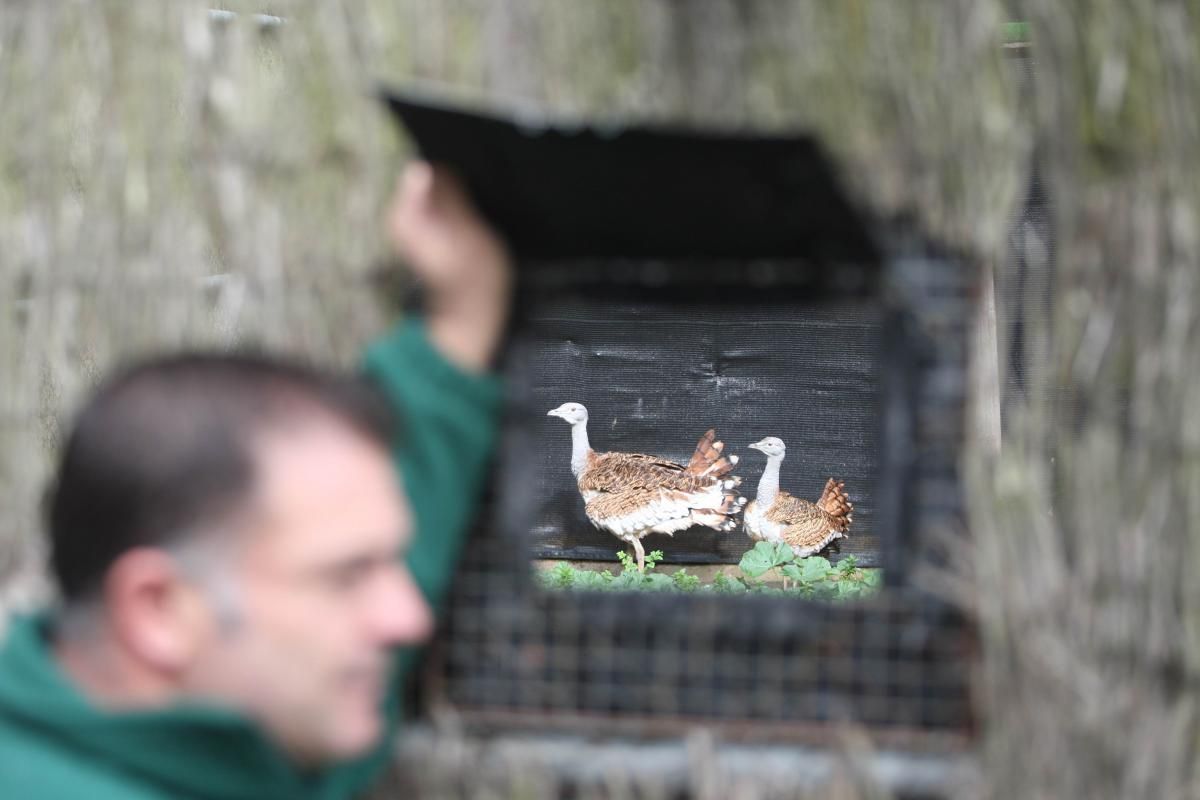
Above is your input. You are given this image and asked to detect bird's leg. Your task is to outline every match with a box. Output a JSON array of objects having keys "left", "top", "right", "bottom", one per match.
[{"left": 632, "top": 538, "right": 645, "bottom": 573}]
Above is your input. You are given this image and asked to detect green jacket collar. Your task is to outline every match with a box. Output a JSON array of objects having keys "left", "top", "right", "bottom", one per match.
[{"left": 0, "top": 614, "right": 388, "bottom": 800}]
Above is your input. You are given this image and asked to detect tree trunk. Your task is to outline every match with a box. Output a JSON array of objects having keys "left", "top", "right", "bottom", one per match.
[{"left": 3, "top": 1, "right": 1195, "bottom": 797}]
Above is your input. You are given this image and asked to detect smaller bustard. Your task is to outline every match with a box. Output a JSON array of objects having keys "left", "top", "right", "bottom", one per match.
[
  {"left": 744, "top": 437, "right": 854, "bottom": 558},
  {"left": 547, "top": 402, "right": 746, "bottom": 571}
]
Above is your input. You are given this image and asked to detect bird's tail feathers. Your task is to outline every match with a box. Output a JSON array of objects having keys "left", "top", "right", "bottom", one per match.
[
  {"left": 817, "top": 478, "right": 854, "bottom": 533},
  {"left": 688, "top": 482, "right": 747, "bottom": 533},
  {"left": 686, "top": 429, "right": 738, "bottom": 478}
]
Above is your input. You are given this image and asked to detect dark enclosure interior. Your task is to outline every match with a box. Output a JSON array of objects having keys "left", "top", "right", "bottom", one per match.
[
  {"left": 387, "top": 93, "right": 975, "bottom": 740},
  {"left": 385, "top": 91, "right": 890, "bottom": 567},
  {"left": 382, "top": 91, "right": 880, "bottom": 263},
  {"left": 523, "top": 283, "right": 884, "bottom": 566}
]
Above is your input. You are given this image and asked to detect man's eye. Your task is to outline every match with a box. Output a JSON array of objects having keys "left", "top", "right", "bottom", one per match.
[{"left": 327, "top": 562, "right": 372, "bottom": 590}]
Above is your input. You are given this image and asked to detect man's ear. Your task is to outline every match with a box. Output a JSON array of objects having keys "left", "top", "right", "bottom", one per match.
[{"left": 104, "top": 548, "right": 211, "bottom": 674}]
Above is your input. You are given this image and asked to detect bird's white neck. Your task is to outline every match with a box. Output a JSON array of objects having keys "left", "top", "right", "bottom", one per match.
[
  {"left": 569, "top": 422, "right": 591, "bottom": 476},
  {"left": 756, "top": 455, "right": 783, "bottom": 506}
]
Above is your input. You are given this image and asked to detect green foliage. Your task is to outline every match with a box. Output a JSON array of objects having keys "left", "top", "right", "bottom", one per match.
[
  {"left": 570, "top": 569, "right": 615, "bottom": 591},
  {"left": 538, "top": 546, "right": 881, "bottom": 600},
  {"left": 671, "top": 569, "right": 702, "bottom": 593},
  {"left": 737, "top": 541, "right": 795, "bottom": 577},
  {"left": 543, "top": 561, "right": 580, "bottom": 590},
  {"left": 711, "top": 570, "right": 749, "bottom": 595}
]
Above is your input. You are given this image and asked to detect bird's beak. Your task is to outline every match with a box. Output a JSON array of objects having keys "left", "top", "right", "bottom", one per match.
[
  {"left": 547, "top": 408, "right": 564, "bottom": 418},
  {"left": 748, "top": 439, "right": 767, "bottom": 452}
]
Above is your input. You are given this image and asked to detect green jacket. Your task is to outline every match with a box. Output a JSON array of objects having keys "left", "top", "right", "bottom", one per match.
[{"left": 0, "top": 322, "right": 503, "bottom": 799}]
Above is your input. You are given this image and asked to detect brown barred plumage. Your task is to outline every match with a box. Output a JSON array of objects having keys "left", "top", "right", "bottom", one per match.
[
  {"left": 547, "top": 404, "right": 746, "bottom": 571},
  {"left": 745, "top": 437, "right": 853, "bottom": 558}
]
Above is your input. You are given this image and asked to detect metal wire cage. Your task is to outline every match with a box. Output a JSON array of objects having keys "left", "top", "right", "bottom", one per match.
[
  {"left": 388, "top": 96, "right": 976, "bottom": 746},
  {"left": 413, "top": 251, "right": 974, "bottom": 745}
]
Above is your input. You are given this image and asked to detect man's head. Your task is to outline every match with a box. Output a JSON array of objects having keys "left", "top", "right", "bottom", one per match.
[{"left": 47, "top": 353, "right": 433, "bottom": 763}]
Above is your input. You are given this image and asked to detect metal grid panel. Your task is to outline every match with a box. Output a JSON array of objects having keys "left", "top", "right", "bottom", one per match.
[{"left": 422, "top": 238, "right": 975, "bottom": 743}]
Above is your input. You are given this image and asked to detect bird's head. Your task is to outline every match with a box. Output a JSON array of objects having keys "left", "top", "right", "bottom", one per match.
[
  {"left": 547, "top": 402, "right": 588, "bottom": 426},
  {"left": 748, "top": 436, "right": 786, "bottom": 458}
]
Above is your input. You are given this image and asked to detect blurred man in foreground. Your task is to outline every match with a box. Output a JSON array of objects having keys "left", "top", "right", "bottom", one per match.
[{"left": 0, "top": 162, "right": 511, "bottom": 799}]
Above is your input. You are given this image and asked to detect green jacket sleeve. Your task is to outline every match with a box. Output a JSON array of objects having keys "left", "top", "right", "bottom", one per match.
[
  {"left": 361, "top": 319, "right": 504, "bottom": 611},
  {"left": 309, "top": 323, "right": 504, "bottom": 799}
]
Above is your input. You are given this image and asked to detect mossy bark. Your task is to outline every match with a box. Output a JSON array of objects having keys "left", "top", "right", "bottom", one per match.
[{"left": 4, "top": 2, "right": 1196, "bottom": 797}]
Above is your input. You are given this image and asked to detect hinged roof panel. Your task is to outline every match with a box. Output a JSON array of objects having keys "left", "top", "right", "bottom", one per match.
[{"left": 382, "top": 91, "right": 881, "bottom": 265}]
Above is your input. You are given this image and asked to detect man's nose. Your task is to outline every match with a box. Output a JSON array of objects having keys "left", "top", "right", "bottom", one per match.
[{"left": 368, "top": 567, "right": 434, "bottom": 645}]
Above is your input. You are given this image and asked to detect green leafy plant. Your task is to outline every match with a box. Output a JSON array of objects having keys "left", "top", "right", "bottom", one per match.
[
  {"left": 570, "top": 569, "right": 615, "bottom": 591},
  {"left": 738, "top": 540, "right": 796, "bottom": 577},
  {"left": 539, "top": 545, "right": 881, "bottom": 600},
  {"left": 616, "top": 549, "right": 665, "bottom": 573},
  {"left": 671, "top": 568, "right": 702, "bottom": 592},
  {"left": 711, "top": 570, "right": 749, "bottom": 594},
  {"left": 543, "top": 561, "right": 580, "bottom": 590}
]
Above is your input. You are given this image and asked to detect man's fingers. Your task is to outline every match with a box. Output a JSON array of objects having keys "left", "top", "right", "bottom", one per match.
[
  {"left": 389, "top": 162, "right": 436, "bottom": 247},
  {"left": 386, "top": 159, "right": 508, "bottom": 296},
  {"left": 394, "top": 162, "right": 474, "bottom": 229},
  {"left": 425, "top": 166, "right": 473, "bottom": 221},
  {"left": 400, "top": 160, "right": 434, "bottom": 203}
]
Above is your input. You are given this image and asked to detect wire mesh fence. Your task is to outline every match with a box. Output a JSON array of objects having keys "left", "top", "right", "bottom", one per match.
[{"left": 417, "top": 225, "right": 977, "bottom": 749}]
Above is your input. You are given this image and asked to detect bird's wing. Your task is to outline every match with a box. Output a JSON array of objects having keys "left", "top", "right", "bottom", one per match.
[
  {"left": 579, "top": 451, "right": 717, "bottom": 494},
  {"left": 763, "top": 491, "right": 820, "bottom": 524},
  {"left": 584, "top": 485, "right": 696, "bottom": 528},
  {"left": 764, "top": 492, "right": 841, "bottom": 552}
]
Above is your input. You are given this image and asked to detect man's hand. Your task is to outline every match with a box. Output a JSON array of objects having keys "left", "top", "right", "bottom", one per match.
[{"left": 386, "top": 161, "right": 513, "bottom": 373}]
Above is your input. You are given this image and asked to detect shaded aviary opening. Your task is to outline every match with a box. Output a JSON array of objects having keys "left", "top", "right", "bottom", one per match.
[
  {"left": 384, "top": 90, "right": 892, "bottom": 572},
  {"left": 384, "top": 92, "right": 974, "bottom": 741},
  {"left": 522, "top": 276, "right": 885, "bottom": 569}
]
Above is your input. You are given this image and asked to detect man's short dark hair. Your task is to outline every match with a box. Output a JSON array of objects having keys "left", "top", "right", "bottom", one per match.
[{"left": 46, "top": 352, "right": 396, "bottom": 605}]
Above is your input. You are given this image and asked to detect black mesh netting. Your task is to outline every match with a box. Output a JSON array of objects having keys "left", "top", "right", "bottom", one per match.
[
  {"left": 387, "top": 94, "right": 974, "bottom": 742},
  {"left": 518, "top": 284, "right": 883, "bottom": 566}
]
